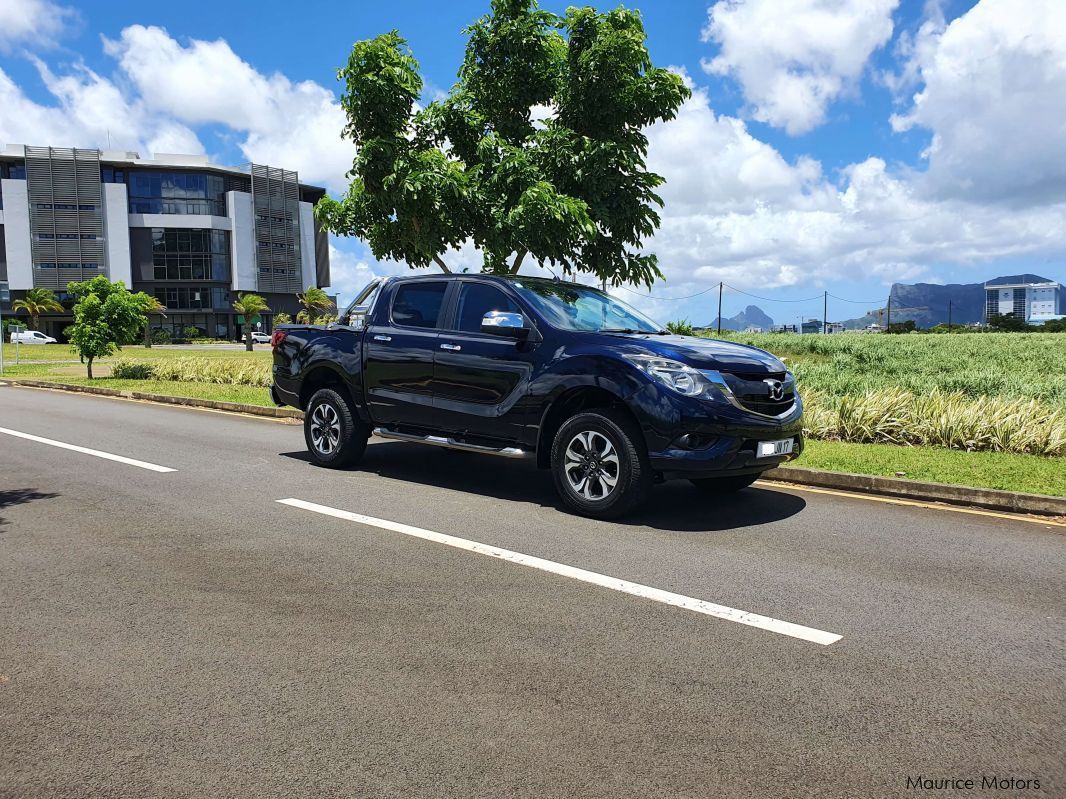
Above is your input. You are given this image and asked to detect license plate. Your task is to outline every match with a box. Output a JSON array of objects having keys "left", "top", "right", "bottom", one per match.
[{"left": 757, "top": 439, "right": 794, "bottom": 458}]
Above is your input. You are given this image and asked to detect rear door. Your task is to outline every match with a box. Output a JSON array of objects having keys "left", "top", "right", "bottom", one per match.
[
  {"left": 432, "top": 279, "right": 539, "bottom": 441},
  {"left": 363, "top": 279, "right": 451, "bottom": 429}
]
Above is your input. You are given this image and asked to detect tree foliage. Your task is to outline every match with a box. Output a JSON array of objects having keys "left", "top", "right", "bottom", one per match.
[
  {"left": 317, "top": 0, "right": 690, "bottom": 287},
  {"left": 233, "top": 293, "right": 270, "bottom": 351},
  {"left": 12, "top": 287, "right": 63, "bottom": 330},
  {"left": 297, "top": 286, "right": 335, "bottom": 324},
  {"left": 66, "top": 277, "right": 155, "bottom": 378}
]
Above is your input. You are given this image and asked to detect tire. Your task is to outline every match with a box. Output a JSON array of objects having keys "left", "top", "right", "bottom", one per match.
[
  {"left": 551, "top": 409, "right": 652, "bottom": 519},
  {"left": 304, "top": 387, "right": 369, "bottom": 468},
  {"left": 689, "top": 473, "right": 760, "bottom": 494}
]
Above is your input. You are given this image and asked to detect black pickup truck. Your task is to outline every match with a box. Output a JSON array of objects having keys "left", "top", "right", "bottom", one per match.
[{"left": 271, "top": 274, "right": 802, "bottom": 518}]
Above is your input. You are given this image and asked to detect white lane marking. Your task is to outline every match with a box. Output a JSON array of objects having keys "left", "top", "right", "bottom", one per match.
[
  {"left": 0, "top": 426, "right": 176, "bottom": 473},
  {"left": 277, "top": 498, "right": 842, "bottom": 646}
]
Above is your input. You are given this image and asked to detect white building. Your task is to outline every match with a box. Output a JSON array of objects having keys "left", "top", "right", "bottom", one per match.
[
  {"left": 984, "top": 278, "right": 1063, "bottom": 324},
  {"left": 1, "top": 144, "right": 331, "bottom": 339}
]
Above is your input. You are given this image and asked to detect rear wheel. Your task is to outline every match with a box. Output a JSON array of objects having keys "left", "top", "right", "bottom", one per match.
[
  {"left": 304, "top": 387, "right": 368, "bottom": 468},
  {"left": 551, "top": 409, "right": 652, "bottom": 519},
  {"left": 689, "top": 474, "right": 760, "bottom": 493}
]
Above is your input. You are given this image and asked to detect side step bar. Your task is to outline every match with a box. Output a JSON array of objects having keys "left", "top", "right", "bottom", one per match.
[{"left": 372, "top": 427, "right": 531, "bottom": 459}]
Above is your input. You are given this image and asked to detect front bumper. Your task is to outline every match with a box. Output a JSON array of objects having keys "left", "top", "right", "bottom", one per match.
[{"left": 626, "top": 381, "right": 805, "bottom": 479}]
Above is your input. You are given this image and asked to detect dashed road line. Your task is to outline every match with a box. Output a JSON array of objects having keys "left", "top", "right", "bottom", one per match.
[
  {"left": 0, "top": 426, "right": 176, "bottom": 472},
  {"left": 277, "top": 497, "right": 843, "bottom": 646}
]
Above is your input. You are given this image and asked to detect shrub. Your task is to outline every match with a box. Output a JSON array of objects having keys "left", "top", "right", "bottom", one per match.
[
  {"left": 666, "top": 319, "right": 696, "bottom": 336},
  {"left": 183, "top": 326, "right": 202, "bottom": 339},
  {"left": 147, "top": 357, "right": 272, "bottom": 387},
  {"left": 110, "top": 359, "right": 155, "bottom": 379},
  {"left": 151, "top": 328, "right": 172, "bottom": 344}
]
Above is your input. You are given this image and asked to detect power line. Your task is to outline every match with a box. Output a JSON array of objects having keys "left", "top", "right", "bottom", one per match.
[
  {"left": 827, "top": 292, "right": 886, "bottom": 305},
  {"left": 723, "top": 284, "right": 824, "bottom": 303},
  {"left": 615, "top": 284, "right": 721, "bottom": 301}
]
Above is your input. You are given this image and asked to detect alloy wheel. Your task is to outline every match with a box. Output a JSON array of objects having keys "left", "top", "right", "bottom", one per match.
[
  {"left": 564, "top": 430, "right": 620, "bottom": 501},
  {"left": 309, "top": 402, "right": 341, "bottom": 455}
]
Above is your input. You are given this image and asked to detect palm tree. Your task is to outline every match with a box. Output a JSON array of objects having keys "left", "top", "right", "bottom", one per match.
[
  {"left": 297, "top": 287, "right": 333, "bottom": 324},
  {"left": 12, "top": 287, "right": 63, "bottom": 331},
  {"left": 274, "top": 312, "right": 292, "bottom": 325},
  {"left": 233, "top": 293, "right": 270, "bottom": 351},
  {"left": 141, "top": 296, "right": 167, "bottom": 348}
]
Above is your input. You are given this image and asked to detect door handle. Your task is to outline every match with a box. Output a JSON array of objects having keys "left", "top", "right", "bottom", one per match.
[
  {"left": 440, "top": 343, "right": 461, "bottom": 351},
  {"left": 373, "top": 335, "right": 392, "bottom": 342}
]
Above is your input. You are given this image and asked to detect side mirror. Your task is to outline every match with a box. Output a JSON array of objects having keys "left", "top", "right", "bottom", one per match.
[
  {"left": 481, "top": 311, "right": 529, "bottom": 338},
  {"left": 347, "top": 305, "right": 370, "bottom": 330}
]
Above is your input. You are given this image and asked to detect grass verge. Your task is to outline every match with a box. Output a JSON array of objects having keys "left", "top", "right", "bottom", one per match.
[
  {"left": 792, "top": 439, "right": 1066, "bottom": 497},
  {"left": 31, "top": 377, "right": 274, "bottom": 407}
]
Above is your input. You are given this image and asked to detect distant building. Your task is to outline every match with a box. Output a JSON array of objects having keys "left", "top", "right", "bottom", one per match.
[
  {"left": 1, "top": 143, "right": 331, "bottom": 340},
  {"left": 984, "top": 277, "right": 1063, "bottom": 324},
  {"left": 744, "top": 325, "right": 763, "bottom": 333},
  {"left": 769, "top": 324, "right": 798, "bottom": 333},
  {"left": 826, "top": 322, "right": 845, "bottom": 334}
]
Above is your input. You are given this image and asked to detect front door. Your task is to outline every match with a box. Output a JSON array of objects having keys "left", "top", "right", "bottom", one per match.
[
  {"left": 432, "top": 280, "right": 539, "bottom": 442},
  {"left": 363, "top": 280, "right": 449, "bottom": 428}
]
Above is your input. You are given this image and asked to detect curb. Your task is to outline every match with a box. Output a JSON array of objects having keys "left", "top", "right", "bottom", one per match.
[
  {"left": 6, "top": 378, "right": 1065, "bottom": 519},
  {"left": 6, "top": 378, "right": 302, "bottom": 420},
  {"left": 762, "top": 465, "right": 1066, "bottom": 519}
]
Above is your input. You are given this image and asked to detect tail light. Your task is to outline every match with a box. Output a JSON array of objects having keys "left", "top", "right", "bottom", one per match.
[{"left": 270, "top": 330, "right": 287, "bottom": 351}]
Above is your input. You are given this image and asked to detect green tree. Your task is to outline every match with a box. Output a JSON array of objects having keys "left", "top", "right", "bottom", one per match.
[
  {"left": 988, "top": 313, "right": 1029, "bottom": 332},
  {"left": 317, "top": 0, "right": 690, "bottom": 288},
  {"left": 141, "top": 295, "right": 167, "bottom": 348},
  {"left": 233, "top": 293, "right": 270, "bottom": 351},
  {"left": 274, "top": 311, "right": 292, "bottom": 325},
  {"left": 12, "top": 287, "right": 63, "bottom": 331},
  {"left": 66, "top": 277, "right": 154, "bottom": 378},
  {"left": 297, "top": 287, "right": 334, "bottom": 324}
]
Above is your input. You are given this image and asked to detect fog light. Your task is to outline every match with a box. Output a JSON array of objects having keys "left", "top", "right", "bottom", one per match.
[{"left": 674, "top": 433, "right": 715, "bottom": 450}]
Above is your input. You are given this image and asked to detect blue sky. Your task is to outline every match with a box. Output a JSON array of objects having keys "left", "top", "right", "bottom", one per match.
[{"left": 2, "top": 0, "right": 1063, "bottom": 326}]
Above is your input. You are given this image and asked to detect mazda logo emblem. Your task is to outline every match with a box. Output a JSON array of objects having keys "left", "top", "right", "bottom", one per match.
[{"left": 764, "top": 379, "right": 784, "bottom": 401}]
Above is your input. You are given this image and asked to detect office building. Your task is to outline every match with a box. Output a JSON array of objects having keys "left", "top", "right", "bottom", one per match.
[
  {"left": 0, "top": 144, "right": 330, "bottom": 340},
  {"left": 984, "top": 277, "right": 1063, "bottom": 324}
]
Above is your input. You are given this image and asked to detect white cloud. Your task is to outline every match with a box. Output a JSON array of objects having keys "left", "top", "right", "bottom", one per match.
[
  {"left": 0, "top": 61, "right": 203, "bottom": 155},
  {"left": 889, "top": 0, "right": 1066, "bottom": 206},
  {"left": 701, "top": 0, "right": 898, "bottom": 135},
  {"left": 634, "top": 83, "right": 1066, "bottom": 313},
  {"left": 326, "top": 243, "right": 410, "bottom": 307},
  {"left": 0, "top": 0, "right": 76, "bottom": 51},
  {"left": 102, "top": 25, "right": 355, "bottom": 192}
]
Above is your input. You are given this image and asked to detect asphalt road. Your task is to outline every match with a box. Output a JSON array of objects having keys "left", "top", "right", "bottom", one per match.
[{"left": 1, "top": 385, "right": 1062, "bottom": 799}]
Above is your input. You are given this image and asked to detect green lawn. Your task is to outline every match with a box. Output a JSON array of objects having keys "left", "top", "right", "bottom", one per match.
[
  {"left": 791, "top": 439, "right": 1066, "bottom": 497},
  {"left": 26, "top": 377, "right": 274, "bottom": 407}
]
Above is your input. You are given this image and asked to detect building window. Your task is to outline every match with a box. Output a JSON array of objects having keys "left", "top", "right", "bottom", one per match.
[
  {"left": 128, "top": 170, "right": 228, "bottom": 215},
  {"left": 153, "top": 286, "right": 227, "bottom": 310},
  {"left": 151, "top": 228, "right": 230, "bottom": 281},
  {"left": 101, "top": 166, "right": 126, "bottom": 183}
]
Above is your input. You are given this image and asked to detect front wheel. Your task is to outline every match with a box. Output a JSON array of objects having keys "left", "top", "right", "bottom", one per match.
[
  {"left": 304, "top": 388, "right": 368, "bottom": 468},
  {"left": 551, "top": 409, "right": 652, "bottom": 519},
  {"left": 689, "top": 474, "right": 760, "bottom": 494}
]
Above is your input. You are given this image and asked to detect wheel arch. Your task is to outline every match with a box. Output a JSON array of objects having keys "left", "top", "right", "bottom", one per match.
[
  {"left": 299, "top": 364, "right": 355, "bottom": 411},
  {"left": 536, "top": 385, "right": 642, "bottom": 469}
]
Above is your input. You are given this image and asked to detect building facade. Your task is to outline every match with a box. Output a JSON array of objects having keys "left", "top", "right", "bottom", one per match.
[
  {"left": 0, "top": 144, "right": 330, "bottom": 340},
  {"left": 983, "top": 278, "right": 1063, "bottom": 325}
]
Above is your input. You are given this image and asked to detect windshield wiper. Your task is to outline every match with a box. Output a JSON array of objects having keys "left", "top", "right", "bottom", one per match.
[{"left": 598, "top": 327, "right": 671, "bottom": 335}]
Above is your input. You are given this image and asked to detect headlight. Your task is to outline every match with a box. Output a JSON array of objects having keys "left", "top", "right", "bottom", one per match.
[{"left": 622, "top": 354, "right": 729, "bottom": 400}]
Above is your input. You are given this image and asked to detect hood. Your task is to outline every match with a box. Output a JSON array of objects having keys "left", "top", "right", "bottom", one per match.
[{"left": 606, "top": 333, "right": 787, "bottom": 375}]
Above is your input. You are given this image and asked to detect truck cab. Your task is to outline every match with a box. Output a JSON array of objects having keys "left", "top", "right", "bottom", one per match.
[{"left": 272, "top": 274, "right": 802, "bottom": 519}]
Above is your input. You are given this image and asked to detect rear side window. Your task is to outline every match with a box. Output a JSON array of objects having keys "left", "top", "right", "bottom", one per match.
[
  {"left": 391, "top": 282, "right": 447, "bottom": 329},
  {"left": 455, "top": 283, "right": 520, "bottom": 332}
]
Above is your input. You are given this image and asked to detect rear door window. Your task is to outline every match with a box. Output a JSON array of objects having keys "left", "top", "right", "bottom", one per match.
[
  {"left": 391, "top": 282, "right": 448, "bottom": 329},
  {"left": 455, "top": 282, "right": 520, "bottom": 332}
]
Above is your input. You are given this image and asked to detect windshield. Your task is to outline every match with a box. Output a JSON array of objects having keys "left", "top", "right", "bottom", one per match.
[{"left": 510, "top": 280, "right": 665, "bottom": 334}]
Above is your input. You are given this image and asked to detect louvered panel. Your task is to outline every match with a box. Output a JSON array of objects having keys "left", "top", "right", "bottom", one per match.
[{"left": 23, "top": 146, "right": 107, "bottom": 287}]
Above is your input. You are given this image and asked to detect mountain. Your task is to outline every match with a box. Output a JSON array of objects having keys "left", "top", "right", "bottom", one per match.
[
  {"left": 840, "top": 274, "right": 1055, "bottom": 329},
  {"left": 705, "top": 304, "right": 774, "bottom": 331}
]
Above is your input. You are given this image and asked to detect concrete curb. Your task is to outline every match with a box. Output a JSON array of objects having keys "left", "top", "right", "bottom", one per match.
[
  {"left": 6, "top": 378, "right": 302, "bottom": 420},
  {"left": 6, "top": 378, "right": 1065, "bottom": 518},
  {"left": 762, "top": 465, "right": 1066, "bottom": 519}
]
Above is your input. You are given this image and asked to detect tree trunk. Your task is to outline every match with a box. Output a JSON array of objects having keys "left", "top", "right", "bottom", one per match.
[
  {"left": 246, "top": 330, "right": 254, "bottom": 352},
  {"left": 510, "top": 250, "right": 527, "bottom": 274},
  {"left": 86, "top": 356, "right": 94, "bottom": 380},
  {"left": 433, "top": 255, "right": 452, "bottom": 273},
  {"left": 144, "top": 321, "right": 152, "bottom": 348},
  {"left": 31, "top": 313, "right": 39, "bottom": 330}
]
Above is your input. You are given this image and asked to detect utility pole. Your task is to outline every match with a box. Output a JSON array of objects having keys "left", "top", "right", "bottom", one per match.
[
  {"left": 716, "top": 282, "right": 723, "bottom": 336},
  {"left": 823, "top": 291, "right": 828, "bottom": 334},
  {"left": 947, "top": 300, "right": 952, "bottom": 331},
  {"left": 886, "top": 296, "right": 892, "bottom": 332}
]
